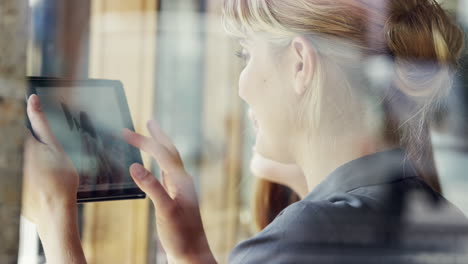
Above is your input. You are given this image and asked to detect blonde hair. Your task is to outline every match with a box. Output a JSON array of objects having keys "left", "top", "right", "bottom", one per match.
[{"left": 224, "top": 0, "right": 464, "bottom": 228}]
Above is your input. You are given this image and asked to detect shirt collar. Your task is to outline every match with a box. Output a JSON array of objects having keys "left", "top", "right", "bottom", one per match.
[{"left": 304, "top": 149, "right": 418, "bottom": 202}]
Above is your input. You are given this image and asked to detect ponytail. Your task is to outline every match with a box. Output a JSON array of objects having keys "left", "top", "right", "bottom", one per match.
[{"left": 384, "top": 0, "right": 464, "bottom": 193}]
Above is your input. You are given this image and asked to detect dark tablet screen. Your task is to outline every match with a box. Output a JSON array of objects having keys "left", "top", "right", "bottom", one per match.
[{"left": 28, "top": 78, "right": 146, "bottom": 202}]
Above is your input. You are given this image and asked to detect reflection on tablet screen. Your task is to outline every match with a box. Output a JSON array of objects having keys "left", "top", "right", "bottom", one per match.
[{"left": 36, "top": 86, "right": 138, "bottom": 193}]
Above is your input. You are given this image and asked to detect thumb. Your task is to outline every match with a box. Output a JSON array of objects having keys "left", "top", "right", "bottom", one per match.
[
  {"left": 27, "top": 94, "right": 61, "bottom": 149},
  {"left": 130, "top": 163, "right": 174, "bottom": 210}
]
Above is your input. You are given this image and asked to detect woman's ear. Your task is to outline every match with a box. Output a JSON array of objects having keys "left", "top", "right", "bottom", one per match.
[{"left": 291, "top": 37, "right": 316, "bottom": 95}]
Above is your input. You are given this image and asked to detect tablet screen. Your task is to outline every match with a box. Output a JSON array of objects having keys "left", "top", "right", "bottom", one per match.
[{"left": 33, "top": 83, "right": 143, "bottom": 201}]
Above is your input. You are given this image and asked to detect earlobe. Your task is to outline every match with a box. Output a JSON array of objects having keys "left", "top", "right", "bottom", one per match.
[{"left": 294, "top": 72, "right": 306, "bottom": 95}]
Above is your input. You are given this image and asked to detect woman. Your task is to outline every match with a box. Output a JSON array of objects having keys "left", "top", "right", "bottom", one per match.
[{"left": 23, "top": 0, "right": 468, "bottom": 263}]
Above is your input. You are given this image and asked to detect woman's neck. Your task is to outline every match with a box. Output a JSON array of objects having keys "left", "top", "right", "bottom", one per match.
[{"left": 295, "top": 132, "right": 395, "bottom": 193}]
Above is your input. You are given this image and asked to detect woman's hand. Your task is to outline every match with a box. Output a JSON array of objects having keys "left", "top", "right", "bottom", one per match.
[
  {"left": 22, "top": 94, "right": 85, "bottom": 264},
  {"left": 123, "top": 120, "right": 216, "bottom": 264},
  {"left": 23, "top": 94, "right": 79, "bottom": 223}
]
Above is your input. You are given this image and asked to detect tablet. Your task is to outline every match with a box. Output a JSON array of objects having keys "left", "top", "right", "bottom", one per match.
[{"left": 27, "top": 77, "right": 146, "bottom": 202}]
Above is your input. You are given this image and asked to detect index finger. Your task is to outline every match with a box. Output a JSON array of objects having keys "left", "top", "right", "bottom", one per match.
[
  {"left": 122, "top": 128, "right": 184, "bottom": 174},
  {"left": 147, "top": 120, "right": 176, "bottom": 151}
]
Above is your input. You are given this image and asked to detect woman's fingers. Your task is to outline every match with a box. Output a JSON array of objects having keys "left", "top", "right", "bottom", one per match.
[
  {"left": 123, "top": 125, "right": 193, "bottom": 199},
  {"left": 161, "top": 170, "right": 169, "bottom": 193},
  {"left": 122, "top": 128, "right": 156, "bottom": 153},
  {"left": 147, "top": 120, "right": 176, "bottom": 152},
  {"left": 146, "top": 120, "right": 184, "bottom": 173},
  {"left": 123, "top": 128, "right": 184, "bottom": 174},
  {"left": 26, "top": 95, "right": 60, "bottom": 148},
  {"left": 129, "top": 163, "right": 175, "bottom": 210}
]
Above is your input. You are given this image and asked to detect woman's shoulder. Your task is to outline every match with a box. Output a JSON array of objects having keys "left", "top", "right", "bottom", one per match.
[
  {"left": 228, "top": 200, "right": 343, "bottom": 263},
  {"left": 229, "top": 180, "right": 468, "bottom": 263},
  {"left": 270, "top": 173, "right": 468, "bottom": 240},
  {"left": 229, "top": 198, "right": 379, "bottom": 263}
]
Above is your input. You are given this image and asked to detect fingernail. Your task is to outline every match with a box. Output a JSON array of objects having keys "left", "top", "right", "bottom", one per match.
[
  {"left": 131, "top": 164, "right": 147, "bottom": 179},
  {"left": 31, "top": 95, "right": 41, "bottom": 112}
]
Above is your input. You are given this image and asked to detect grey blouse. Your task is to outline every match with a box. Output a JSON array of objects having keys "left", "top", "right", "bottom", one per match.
[{"left": 229, "top": 149, "right": 468, "bottom": 263}]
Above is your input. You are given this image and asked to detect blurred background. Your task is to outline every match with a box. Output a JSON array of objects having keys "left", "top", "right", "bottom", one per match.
[
  {"left": 21, "top": 0, "right": 253, "bottom": 263},
  {"left": 16, "top": 0, "right": 468, "bottom": 263}
]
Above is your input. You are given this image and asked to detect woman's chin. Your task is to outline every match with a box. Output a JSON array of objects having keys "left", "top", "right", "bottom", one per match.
[{"left": 254, "top": 142, "right": 289, "bottom": 164}]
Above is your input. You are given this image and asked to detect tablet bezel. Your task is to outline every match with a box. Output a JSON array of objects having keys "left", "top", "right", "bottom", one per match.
[{"left": 27, "top": 77, "right": 146, "bottom": 203}]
